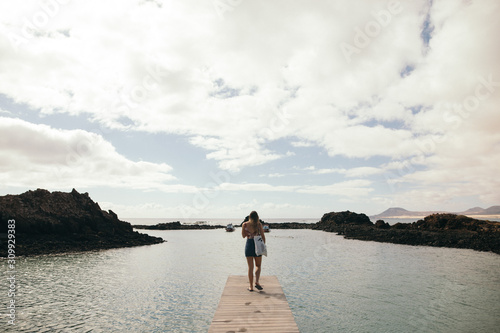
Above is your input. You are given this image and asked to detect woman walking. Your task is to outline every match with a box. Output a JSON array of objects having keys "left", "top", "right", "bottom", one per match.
[{"left": 241, "top": 211, "right": 266, "bottom": 291}]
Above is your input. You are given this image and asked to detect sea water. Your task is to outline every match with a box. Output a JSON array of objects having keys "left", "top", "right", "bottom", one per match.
[{"left": 1, "top": 229, "right": 499, "bottom": 332}]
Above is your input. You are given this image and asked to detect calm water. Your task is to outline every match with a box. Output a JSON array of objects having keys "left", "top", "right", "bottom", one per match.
[{"left": 2, "top": 229, "right": 499, "bottom": 332}]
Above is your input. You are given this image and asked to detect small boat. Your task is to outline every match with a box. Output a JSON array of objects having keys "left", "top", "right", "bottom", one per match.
[
  {"left": 226, "top": 223, "right": 235, "bottom": 232},
  {"left": 263, "top": 224, "right": 270, "bottom": 233}
]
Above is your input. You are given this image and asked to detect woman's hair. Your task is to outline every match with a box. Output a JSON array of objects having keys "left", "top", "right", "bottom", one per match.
[{"left": 249, "top": 211, "right": 260, "bottom": 230}]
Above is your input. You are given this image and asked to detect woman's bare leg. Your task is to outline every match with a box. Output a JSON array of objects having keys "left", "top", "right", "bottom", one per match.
[
  {"left": 254, "top": 256, "right": 262, "bottom": 286},
  {"left": 246, "top": 257, "right": 254, "bottom": 290}
]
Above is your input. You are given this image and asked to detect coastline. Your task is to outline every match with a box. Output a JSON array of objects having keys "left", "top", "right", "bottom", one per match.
[
  {"left": 0, "top": 189, "right": 164, "bottom": 257},
  {"left": 314, "top": 211, "right": 500, "bottom": 255},
  {"left": 2, "top": 189, "right": 498, "bottom": 256},
  {"left": 464, "top": 214, "right": 500, "bottom": 219},
  {"left": 374, "top": 214, "right": 500, "bottom": 220},
  {"left": 134, "top": 213, "right": 500, "bottom": 254}
]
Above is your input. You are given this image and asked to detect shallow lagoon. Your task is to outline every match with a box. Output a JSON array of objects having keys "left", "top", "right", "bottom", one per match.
[{"left": 3, "top": 229, "right": 499, "bottom": 332}]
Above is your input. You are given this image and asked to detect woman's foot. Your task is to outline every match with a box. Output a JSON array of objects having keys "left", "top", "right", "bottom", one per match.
[
  {"left": 255, "top": 283, "right": 263, "bottom": 290},
  {"left": 247, "top": 287, "right": 254, "bottom": 292}
]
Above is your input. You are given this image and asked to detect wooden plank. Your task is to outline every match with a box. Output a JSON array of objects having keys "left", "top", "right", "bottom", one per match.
[{"left": 209, "top": 275, "right": 300, "bottom": 333}]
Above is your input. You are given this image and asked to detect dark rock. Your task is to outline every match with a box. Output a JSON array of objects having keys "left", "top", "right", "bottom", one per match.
[
  {"left": 108, "top": 210, "right": 118, "bottom": 220},
  {"left": 239, "top": 216, "right": 314, "bottom": 229},
  {"left": 315, "top": 211, "right": 500, "bottom": 254},
  {"left": 266, "top": 222, "right": 314, "bottom": 229},
  {"left": 392, "top": 222, "right": 410, "bottom": 229},
  {"left": 313, "top": 211, "right": 372, "bottom": 234},
  {"left": 375, "top": 220, "right": 390, "bottom": 229},
  {"left": 134, "top": 221, "right": 224, "bottom": 230},
  {"left": 319, "top": 210, "right": 372, "bottom": 225},
  {"left": 0, "top": 189, "right": 164, "bottom": 256},
  {"left": 411, "top": 213, "right": 493, "bottom": 231}
]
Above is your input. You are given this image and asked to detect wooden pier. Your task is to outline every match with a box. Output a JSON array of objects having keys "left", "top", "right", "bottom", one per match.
[{"left": 209, "top": 275, "right": 299, "bottom": 332}]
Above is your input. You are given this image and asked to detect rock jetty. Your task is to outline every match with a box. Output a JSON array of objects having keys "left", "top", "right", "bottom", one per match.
[
  {"left": 240, "top": 215, "right": 314, "bottom": 229},
  {"left": 0, "top": 189, "right": 164, "bottom": 256},
  {"left": 134, "top": 221, "right": 224, "bottom": 230},
  {"left": 134, "top": 220, "right": 316, "bottom": 231},
  {"left": 314, "top": 211, "right": 500, "bottom": 254},
  {"left": 265, "top": 222, "right": 314, "bottom": 229}
]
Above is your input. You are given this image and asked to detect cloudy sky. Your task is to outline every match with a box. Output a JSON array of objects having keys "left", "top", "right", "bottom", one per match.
[{"left": 0, "top": 0, "right": 499, "bottom": 220}]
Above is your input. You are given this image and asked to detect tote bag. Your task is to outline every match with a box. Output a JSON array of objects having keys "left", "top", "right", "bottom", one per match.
[{"left": 254, "top": 235, "right": 267, "bottom": 256}]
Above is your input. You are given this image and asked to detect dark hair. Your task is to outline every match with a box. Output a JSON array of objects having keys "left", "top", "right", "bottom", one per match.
[
  {"left": 249, "top": 211, "right": 259, "bottom": 221},
  {"left": 249, "top": 211, "right": 260, "bottom": 230}
]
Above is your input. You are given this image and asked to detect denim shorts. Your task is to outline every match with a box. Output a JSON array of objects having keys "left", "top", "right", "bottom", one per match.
[{"left": 245, "top": 238, "right": 261, "bottom": 257}]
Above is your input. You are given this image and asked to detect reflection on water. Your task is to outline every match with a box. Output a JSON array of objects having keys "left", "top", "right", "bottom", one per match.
[{"left": 1, "top": 229, "right": 499, "bottom": 332}]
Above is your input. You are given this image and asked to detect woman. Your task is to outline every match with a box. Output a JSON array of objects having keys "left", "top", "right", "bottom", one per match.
[{"left": 241, "top": 211, "right": 266, "bottom": 291}]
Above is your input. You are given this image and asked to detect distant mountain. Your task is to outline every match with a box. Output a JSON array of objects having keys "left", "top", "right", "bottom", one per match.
[
  {"left": 377, "top": 207, "right": 410, "bottom": 216},
  {"left": 371, "top": 207, "right": 444, "bottom": 219},
  {"left": 463, "top": 207, "right": 486, "bottom": 214},
  {"left": 371, "top": 206, "right": 500, "bottom": 219},
  {"left": 483, "top": 206, "right": 500, "bottom": 214}
]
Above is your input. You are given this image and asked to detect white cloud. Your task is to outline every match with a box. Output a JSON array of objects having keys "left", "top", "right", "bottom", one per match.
[
  {"left": 314, "top": 167, "right": 383, "bottom": 178},
  {"left": 262, "top": 173, "right": 285, "bottom": 178},
  {"left": 0, "top": 117, "right": 193, "bottom": 192},
  {"left": 0, "top": 0, "right": 498, "bottom": 215},
  {"left": 189, "top": 135, "right": 283, "bottom": 172},
  {"left": 261, "top": 202, "right": 311, "bottom": 211},
  {"left": 217, "top": 182, "right": 296, "bottom": 193},
  {"left": 291, "top": 141, "right": 315, "bottom": 148},
  {"left": 0, "top": 0, "right": 433, "bottom": 168},
  {"left": 313, "top": 168, "right": 343, "bottom": 175},
  {"left": 301, "top": 166, "right": 316, "bottom": 171},
  {"left": 99, "top": 201, "right": 207, "bottom": 219},
  {"left": 297, "top": 180, "right": 374, "bottom": 197},
  {"left": 214, "top": 180, "right": 373, "bottom": 197}
]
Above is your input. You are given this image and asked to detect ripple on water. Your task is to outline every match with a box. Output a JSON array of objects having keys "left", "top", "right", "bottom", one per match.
[{"left": 4, "top": 229, "right": 500, "bottom": 332}]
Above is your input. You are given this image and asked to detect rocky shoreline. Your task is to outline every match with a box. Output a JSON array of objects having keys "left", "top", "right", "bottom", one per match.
[
  {"left": 0, "top": 189, "right": 164, "bottom": 256},
  {"left": 134, "top": 221, "right": 225, "bottom": 230},
  {"left": 133, "top": 221, "right": 316, "bottom": 230},
  {"left": 314, "top": 211, "right": 500, "bottom": 254},
  {"left": 264, "top": 222, "right": 315, "bottom": 229},
  {"left": 2, "top": 189, "right": 498, "bottom": 255},
  {"left": 134, "top": 213, "right": 500, "bottom": 254}
]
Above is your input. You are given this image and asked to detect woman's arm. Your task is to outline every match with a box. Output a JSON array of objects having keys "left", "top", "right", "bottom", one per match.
[
  {"left": 259, "top": 223, "right": 266, "bottom": 243},
  {"left": 241, "top": 222, "right": 246, "bottom": 238}
]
